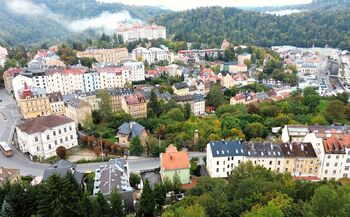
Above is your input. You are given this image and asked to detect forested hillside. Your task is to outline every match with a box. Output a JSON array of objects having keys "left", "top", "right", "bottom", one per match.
[
  {"left": 0, "top": 0, "right": 167, "bottom": 46},
  {"left": 152, "top": 7, "right": 350, "bottom": 49}
]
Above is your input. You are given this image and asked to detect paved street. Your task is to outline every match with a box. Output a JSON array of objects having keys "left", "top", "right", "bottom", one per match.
[{"left": 0, "top": 88, "right": 206, "bottom": 176}]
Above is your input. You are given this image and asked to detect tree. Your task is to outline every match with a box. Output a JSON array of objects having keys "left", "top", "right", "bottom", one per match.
[
  {"left": 96, "top": 192, "right": 111, "bottom": 216},
  {"left": 244, "top": 59, "right": 252, "bottom": 68},
  {"left": 138, "top": 180, "right": 155, "bottom": 217},
  {"left": 97, "top": 90, "right": 113, "bottom": 121},
  {"left": 154, "top": 183, "right": 166, "bottom": 211},
  {"left": 224, "top": 46, "right": 236, "bottom": 62},
  {"left": 207, "top": 85, "right": 224, "bottom": 108},
  {"left": 129, "top": 173, "right": 141, "bottom": 189},
  {"left": 166, "top": 108, "right": 185, "bottom": 122},
  {"left": 129, "top": 136, "right": 143, "bottom": 156},
  {"left": 190, "top": 158, "right": 201, "bottom": 176},
  {"left": 244, "top": 122, "right": 266, "bottom": 140},
  {"left": 0, "top": 199, "right": 15, "bottom": 217},
  {"left": 94, "top": 146, "right": 102, "bottom": 158},
  {"left": 174, "top": 204, "right": 207, "bottom": 217},
  {"left": 110, "top": 190, "right": 124, "bottom": 217},
  {"left": 79, "top": 57, "right": 96, "bottom": 68},
  {"left": 56, "top": 146, "right": 67, "bottom": 159},
  {"left": 184, "top": 103, "right": 192, "bottom": 120},
  {"left": 324, "top": 100, "right": 345, "bottom": 123},
  {"left": 173, "top": 173, "right": 182, "bottom": 194},
  {"left": 148, "top": 90, "right": 162, "bottom": 117}
]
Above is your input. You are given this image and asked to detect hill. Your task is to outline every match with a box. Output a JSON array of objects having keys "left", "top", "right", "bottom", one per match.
[
  {"left": 0, "top": 0, "right": 168, "bottom": 46},
  {"left": 152, "top": 7, "right": 350, "bottom": 50}
]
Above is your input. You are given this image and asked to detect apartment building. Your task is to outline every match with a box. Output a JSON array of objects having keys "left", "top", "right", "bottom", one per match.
[
  {"left": 173, "top": 83, "right": 189, "bottom": 96},
  {"left": 132, "top": 46, "right": 169, "bottom": 64},
  {"left": 172, "top": 94, "right": 205, "bottom": 116},
  {"left": 15, "top": 115, "right": 78, "bottom": 159},
  {"left": 3, "top": 68, "right": 23, "bottom": 93},
  {"left": 108, "top": 88, "right": 134, "bottom": 113},
  {"left": 116, "top": 24, "right": 166, "bottom": 42},
  {"left": 238, "top": 53, "right": 252, "bottom": 64},
  {"left": 18, "top": 83, "right": 51, "bottom": 119},
  {"left": 96, "top": 67, "right": 130, "bottom": 89},
  {"left": 77, "top": 48, "right": 128, "bottom": 63},
  {"left": 123, "top": 61, "right": 145, "bottom": 82},
  {"left": 121, "top": 93, "right": 147, "bottom": 118},
  {"left": 48, "top": 92, "right": 65, "bottom": 116}
]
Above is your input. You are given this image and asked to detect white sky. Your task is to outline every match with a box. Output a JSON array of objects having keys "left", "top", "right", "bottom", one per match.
[{"left": 97, "top": 0, "right": 313, "bottom": 11}]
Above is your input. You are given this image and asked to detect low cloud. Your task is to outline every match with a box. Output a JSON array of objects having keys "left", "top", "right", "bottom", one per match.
[
  {"left": 4, "top": 0, "right": 140, "bottom": 33},
  {"left": 68, "top": 11, "right": 141, "bottom": 33}
]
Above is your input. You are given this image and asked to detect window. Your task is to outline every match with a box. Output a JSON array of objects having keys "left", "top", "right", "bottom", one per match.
[
  {"left": 217, "top": 161, "right": 219, "bottom": 165},
  {"left": 47, "top": 135, "right": 50, "bottom": 140},
  {"left": 223, "top": 168, "right": 225, "bottom": 172},
  {"left": 69, "top": 126, "right": 72, "bottom": 131},
  {"left": 60, "top": 138, "right": 63, "bottom": 143},
  {"left": 335, "top": 163, "right": 338, "bottom": 167},
  {"left": 36, "top": 146, "right": 40, "bottom": 151},
  {"left": 336, "top": 155, "right": 339, "bottom": 159},
  {"left": 325, "top": 170, "right": 328, "bottom": 174},
  {"left": 327, "top": 155, "right": 331, "bottom": 159},
  {"left": 326, "top": 162, "right": 329, "bottom": 167},
  {"left": 238, "top": 160, "right": 241, "bottom": 164},
  {"left": 286, "top": 160, "right": 289, "bottom": 164},
  {"left": 228, "top": 157, "right": 230, "bottom": 161},
  {"left": 285, "top": 168, "right": 288, "bottom": 172},
  {"left": 227, "top": 165, "right": 229, "bottom": 168},
  {"left": 48, "top": 144, "right": 52, "bottom": 149},
  {"left": 223, "top": 161, "right": 225, "bottom": 165},
  {"left": 216, "top": 168, "right": 219, "bottom": 172},
  {"left": 65, "top": 137, "right": 68, "bottom": 142},
  {"left": 345, "top": 166, "right": 349, "bottom": 171},
  {"left": 269, "top": 161, "right": 272, "bottom": 165},
  {"left": 64, "top": 128, "right": 67, "bottom": 133},
  {"left": 333, "top": 170, "right": 336, "bottom": 174},
  {"left": 35, "top": 137, "right": 38, "bottom": 142},
  {"left": 54, "top": 140, "right": 57, "bottom": 145},
  {"left": 59, "top": 129, "right": 61, "bottom": 134},
  {"left": 53, "top": 131, "right": 56, "bottom": 136},
  {"left": 277, "top": 161, "right": 281, "bottom": 165},
  {"left": 70, "top": 135, "right": 73, "bottom": 140},
  {"left": 347, "top": 158, "right": 350, "bottom": 163}
]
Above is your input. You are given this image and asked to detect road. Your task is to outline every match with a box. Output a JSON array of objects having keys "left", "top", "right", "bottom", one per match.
[{"left": 0, "top": 88, "right": 206, "bottom": 176}]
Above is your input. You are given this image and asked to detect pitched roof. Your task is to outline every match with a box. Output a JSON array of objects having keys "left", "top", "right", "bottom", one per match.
[
  {"left": 48, "top": 92, "right": 63, "bottom": 102},
  {"left": 209, "top": 140, "right": 247, "bottom": 157},
  {"left": 117, "top": 122, "right": 145, "bottom": 139},
  {"left": 174, "top": 82, "right": 189, "bottom": 90},
  {"left": 16, "top": 115, "right": 74, "bottom": 134},
  {"left": 161, "top": 145, "right": 190, "bottom": 171},
  {"left": 124, "top": 93, "right": 146, "bottom": 105},
  {"left": 65, "top": 98, "right": 90, "bottom": 108},
  {"left": 42, "top": 160, "right": 84, "bottom": 183},
  {"left": 280, "top": 142, "right": 317, "bottom": 158}
]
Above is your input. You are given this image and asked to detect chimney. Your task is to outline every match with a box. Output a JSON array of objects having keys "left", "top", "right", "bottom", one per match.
[
  {"left": 289, "top": 143, "right": 293, "bottom": 151},
  {"left": 251, "top": 142, "right": 255, "bottom": 151},
  {"left": 129, "top": 122, "right": 133, "bottom": 130},
  {"left": 301, "top": 143, "right": 304, "bottom": 151},
  {"left": 270, "top": 143, "right": 273, "bottom": 150}
]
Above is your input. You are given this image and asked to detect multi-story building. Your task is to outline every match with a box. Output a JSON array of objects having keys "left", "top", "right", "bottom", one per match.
[
  {"left": 3, "top": 68, "right": 23, "bottom": 93},
  {"left": 108, "top": 88, "right": 134, "bottom": 113},
  {"left": 173, "top": 83, "right": 189, "bottom": 96},
  {"left": 18, "top": 83, "right": 51, "bottom": 119},
  {"left": 279, "top": 142, "right": 319, "bottom": 179},
  {"left": 281, "top": 125, "right": 310, "bottom": 143},
  {"left": 123, "top": 62, "right": 145, "bottom": 82},
  {"left": 48, "top": 92, "right": 65, "bottom": 116},
  {"left": 76, "top": 48, "right": 128, "bottom": 63},
  {"left": 116, "top": 24, "right": 166, "bottom": 42},
  {"left": 206, "top": 140, "right": 247, "bottom": 178},
  {"left": 79, "top": 91, "right": 101, "bottom": 111},
  {"left": 172, "top": 94, "right": 205, "bottom": 116},
  {"left": 178, "top": 49, "right": 224, "bottom": 62},
  {"left": 160, "top": 145, "right": 190, "bottom": 184},
  {"left": 132, "top": 46, "right": 169, "bottom": 64},
  {"left": 121, "top": 93, "right": 147, "bottom": 118},
  {"left": 93, "top": 158, "right": 134, "bottom": 210},
  {"left": 15, "top": 115, "right": 78, "bottom": 159},
  {"left": 83, "top": 71, "right": 100, "bottom": 92},
  {"left": 64, "top": 98, "right": 92, "bottom": 127},
  {"left": 97, "top": 67, "right": 130, "bottom": 89},
  {"left": 245, "top": 142, "right": 284, "bottom": 173}
]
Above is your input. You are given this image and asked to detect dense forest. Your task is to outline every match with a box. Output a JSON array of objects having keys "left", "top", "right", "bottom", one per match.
[{"left": 152, "top": 7, "right": 350, "bottom": 50}]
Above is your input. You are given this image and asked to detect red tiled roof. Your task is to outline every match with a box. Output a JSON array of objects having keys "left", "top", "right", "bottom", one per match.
[
  {"left": 294, "top": 176, "right": 320, "bottom": 181},
  {"left": 160, "top": 145, "right": 190, "bottom": 171},
  {"left": 124, "top": 93, "right": 145, "bottom": 105},
  {"left": 3, "top": 68, "right": 23, "bottom": 77}
]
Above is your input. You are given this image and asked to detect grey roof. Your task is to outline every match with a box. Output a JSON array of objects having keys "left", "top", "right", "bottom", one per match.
[
  {"left": 174, "top": 82, "right": 189, "bottom": 89},
  {"left": 192, "top": 94, "right": 205, "bottom": 102},
  {"left": 117, "top": 122, "right": 145, "bottom": 140},
  {"left": 42, "top": 160, "right": 84, "bottom": 183},
  {"left": 209, "top": 140, "right": 247, "bottom": 157},
  {"left": 245, "top": 142, "right": 283, "bottom": 158},
  {"left": 107, "top": 88, "right": 134, "bottom": 96},
  {"left": 65, "top": 98, "right": 83, "bottom": 108}
]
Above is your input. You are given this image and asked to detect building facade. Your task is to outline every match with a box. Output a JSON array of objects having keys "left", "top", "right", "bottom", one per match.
[{"left": 77, "top": 48, "right": 128, "bottom": 63}]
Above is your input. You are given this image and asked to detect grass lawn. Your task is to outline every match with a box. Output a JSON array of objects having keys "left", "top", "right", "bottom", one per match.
[
  {"left": 318, "top": 100, "right": 329, "bottom": 113},
  {"left": 95, "top": 122, "right": 116, "bottom": 144}
]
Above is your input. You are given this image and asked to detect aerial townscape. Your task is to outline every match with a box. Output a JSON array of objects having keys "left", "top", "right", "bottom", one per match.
[{"left": 1, "top": 0, "right": 350, "bottom": 216}]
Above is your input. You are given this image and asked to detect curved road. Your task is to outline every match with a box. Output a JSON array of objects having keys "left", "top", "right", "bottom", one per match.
[{"left": 0, "top": 89, "right": 205, "bottom": 176}]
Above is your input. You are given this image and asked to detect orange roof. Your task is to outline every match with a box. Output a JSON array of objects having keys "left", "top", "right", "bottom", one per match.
[{"left": 160, "top": 145, "right": 190, "bottom": 171}]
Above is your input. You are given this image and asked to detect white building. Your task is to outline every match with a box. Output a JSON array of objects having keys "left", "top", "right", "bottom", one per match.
[
  {"left": 12, "top": 74, "right": 34, "bottom": 101},
  {"left": 132, "top": 46, "right": 169, "bottom": 64},
  {"left": 238, "top": 53, "right": 252, "bottom": 64},
  {"left": 83, "top": 71, "right": 100, "bottom": 92},
  {"left": 116, "top": 24, "right": 166, "bottom": 42},
  {"left": 123, "top": 61, "right": 145, "bottom": 82},
  {"left": 0, "top": 45, "right": 8, "bottom": 67},
  {"left": 192, "top": 94, "right": 205, "bottom": 116},
  {"left": 15, "top": 115, "right": 78, "bottom": 159},
  {"left": 206, "top": 140, "right": 247, "bottom": 178}
]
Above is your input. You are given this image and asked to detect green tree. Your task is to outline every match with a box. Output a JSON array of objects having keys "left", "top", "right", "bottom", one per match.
[
  {"left": 0, "top": 199, "right": 15, "bottom": 217},
  {"left": 184, "top": 103, "right": 192, "bottom": 120},
  {"left": 96, "top": 192, "right": 111, "bottom": 216},
  {"left": 79, "top": 57, "right": 96, "bottom": 68},
  {"left": 207, "top": 85, "right": 224, "bottom": 108},
  {"left": 154, "top": 183, "right": 166, "bottom": 211},
  {"left": 175, "top": 204, "right": 207, "bottom": 217},
  {"left": 148, "top": 90, "right": 162, "bottom": 117},
  {"left": 129, "top": 136, "right": 143, "bottom": 156},
  {"left": 129, "top": 173, "right": 141, "bottom": 189},
  {"left": 97, "top": 90, "right": 113, "bottom": 121},
  {"left": 138, "top": 180, "right": 155, "bottom": 217},
  {"left": 324, "top": 100, "right": 345, "bottom": 123},
  {"left": 110, "top": 190, "right": 124, "bottom": 217},
  {"left": 244, "top": 122, "right": 266, "bottom": 140}
]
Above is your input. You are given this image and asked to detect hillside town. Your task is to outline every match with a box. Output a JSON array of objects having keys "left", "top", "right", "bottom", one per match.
[{"left": 1, "top": 21, "right": 350, "bottom": 216}]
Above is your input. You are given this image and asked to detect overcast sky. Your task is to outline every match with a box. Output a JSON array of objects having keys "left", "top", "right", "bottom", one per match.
[{"left": 97, "top": 0, "right": 313, "bottom": 11}]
